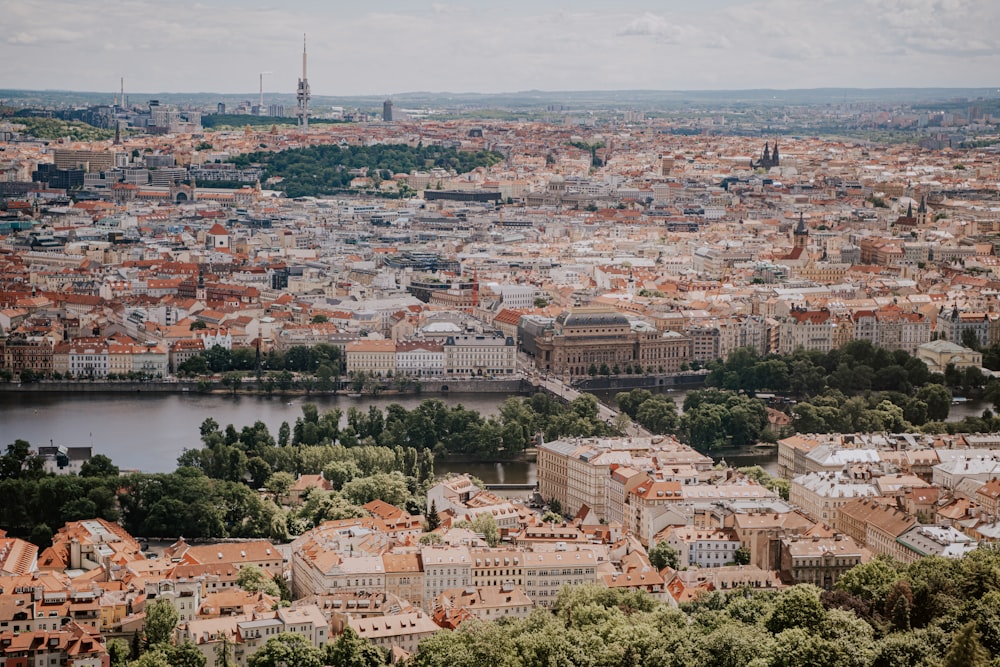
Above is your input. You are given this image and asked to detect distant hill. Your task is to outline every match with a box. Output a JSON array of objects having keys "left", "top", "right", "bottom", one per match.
[{"left": 3, "top": 87, "right": 999, "bottom": 113}]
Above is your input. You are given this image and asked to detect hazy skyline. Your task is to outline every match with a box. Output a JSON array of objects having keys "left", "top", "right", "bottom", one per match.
[{"left": 3, "top": 0, "right": 999, "bottom": 97}]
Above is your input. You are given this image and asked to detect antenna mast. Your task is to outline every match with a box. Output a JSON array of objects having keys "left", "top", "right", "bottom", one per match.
[{"left": 296, "top": 34, "right": 310, "bottom": 129}]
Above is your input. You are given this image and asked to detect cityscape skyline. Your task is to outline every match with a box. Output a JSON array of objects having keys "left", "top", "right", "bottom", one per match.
[{"left": 3, "top": 0, "right": 1000, "bottom": 97}]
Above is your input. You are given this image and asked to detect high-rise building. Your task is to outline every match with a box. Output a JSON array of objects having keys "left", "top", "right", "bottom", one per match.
[
  {"left": 383, "top": 99, "right": 393, "bottom": 122},
  {"left": 296, "top": 34, "right": 310, "bottom": 128}
]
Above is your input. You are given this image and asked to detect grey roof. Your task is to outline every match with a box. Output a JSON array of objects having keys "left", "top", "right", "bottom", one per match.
[{"left": 556, "top": 311, "right": 629, "bottom": 327}]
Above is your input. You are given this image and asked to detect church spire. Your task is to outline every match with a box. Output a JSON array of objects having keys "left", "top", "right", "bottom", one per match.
[{"left": 794, "top": 212, "right": 808, "bottom": 249}]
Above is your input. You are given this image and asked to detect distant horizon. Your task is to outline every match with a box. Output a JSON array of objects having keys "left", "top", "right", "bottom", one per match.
[{"left": 4, "top": 85, "right": 999, "bottom": 106}]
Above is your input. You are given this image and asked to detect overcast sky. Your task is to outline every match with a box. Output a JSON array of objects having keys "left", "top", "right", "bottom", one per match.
[{"left": 3, "top": 0, "right": 999, "bottom": 96}]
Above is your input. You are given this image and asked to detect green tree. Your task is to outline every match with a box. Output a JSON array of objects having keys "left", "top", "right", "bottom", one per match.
[
  {"left": 247, "top": 632, "right": 323, "bottom": 667},
  {"left": 324, "top": 627, "right": 386, "bottom": 667},
  {"left": 693, "top": 623, "right": 775, "bottom": 667},
  {"left": 871, "top": 628, "right": 945, "bottom": 667},
  {"left": 426, "top": 499, "right": 441, "bottom": 531},
  {"left": 144, "top": 598, "right": 179, "bottom": 648},
  {"left": 163, "top": 641, "right": 207, "bottom": 667},
  {"left": 130, "top": 650, "right": 172, "bottom": 667},
  {"left": 236, "top": 564, "right": 280, "bottom": 597},
  {"left": 471, "top": 512, "right": 500, "bottom": 547},
  {"left": 108, "top": 638, "right": 130, "bottom": 667},
  {"left": 322, "top": 460, "right": 361, "bottom": 489},
  {"left": 266, "top": 471, "right": 295, "bottom": 504},
  {"left": 342, "top": 471, "right": 410, "bottom": 507},
  {"left": 683, "top": 403, "right": 728, "bottom": 452},
  {"left": 835, "top": 557, "right": 901, "bottom": 611},
  {"left": 890, "top": 594, "right": 911, "bottom": 632},
  {"left": 733, "top": 546, "right": 751, "bottom": 565},
  {"left": 766, "top": 584, "right": 827, "bottom": 634},
  {"left": 635, "top": 397, "right": 679, "bottom": 433},
  {"left": 29, "top": 522, "right": 53, "bottom": 549},
  {"left": 942, "top": 621, "right": 990, "bottom": 667},
  {"left": 648, "top": 541, "right": 680, "bottom": 570},
  {"left": 961, "top": 328, "right": 982, "bottom": 351},
  {"left": 80, "top": 454, "right": 119, "bottom": 477}
]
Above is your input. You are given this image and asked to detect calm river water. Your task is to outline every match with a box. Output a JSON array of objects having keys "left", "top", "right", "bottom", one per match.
[{"left": 0, "top": 392, "right": 510, "bottom": 475}]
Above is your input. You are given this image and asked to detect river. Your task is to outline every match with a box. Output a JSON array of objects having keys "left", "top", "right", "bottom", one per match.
[
  {"left": 3, "top": 388, "right": 983, "bottom": 483},
  {"left": 0, "top": 392, "right": 509, "bottom": 475}
]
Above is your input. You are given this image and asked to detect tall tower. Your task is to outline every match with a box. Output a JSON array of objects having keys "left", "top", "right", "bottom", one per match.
[
  {"left": 296, "top": 34, "right": 310, "bottom": 129},
  {"left": 794, "top": 212, "right": 809, "bottom": 249},
  {"left": 383, "top": 99, "right": 393, "bottom": 122}
]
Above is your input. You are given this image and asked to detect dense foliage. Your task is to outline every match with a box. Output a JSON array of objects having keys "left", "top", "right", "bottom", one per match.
[
  {"left": 410, "top": 549, "right": 1000, "bottom": 667},
  {"left": 704, "top": 343, "right": 939, "bottom": 399},
  {"left": 696, "top": 342, "right": 1000, "bottom": 435},
  {"left": 620, "top": 341, "right": 1000, "bottom": 445},
  {"left": 0, "top": 442, "right": 120, "bottom": 547},
  {"left": 201, "top": 114, "right": 298, "bottom": 129},
  {"left": 12, "top": 116, "right": 115, "bottom": 141},
  {"left": 178, "top": 343, "right": 341, "bottom": 376},
  {"left": 244, "top": 628, "right": 386, "bottom": 667},
  {"left": 616, "top": 387, "right": 770, "bottom": 452},
  {"left": 229, "top": 143, "right": 504, "bottom": 197},
  {"left": 201, "top": 115, "right": 349, "bottom": 129}
]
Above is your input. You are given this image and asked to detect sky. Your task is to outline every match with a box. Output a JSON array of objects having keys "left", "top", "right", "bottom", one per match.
[{"left": 2, "top": 0, "right": 999, "bottom": 97}]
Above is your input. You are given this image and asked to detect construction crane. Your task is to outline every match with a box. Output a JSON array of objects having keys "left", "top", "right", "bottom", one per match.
[{"left": 258, "top": 71, "right": 272, "bottom": 114}]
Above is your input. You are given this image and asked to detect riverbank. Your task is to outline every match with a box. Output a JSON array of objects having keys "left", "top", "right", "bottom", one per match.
[
  {"left": 435, "top": 448, "right": 538, "bottom": 465},
  {"left": 0, "top": 377, "right": 530, "bottom": 395}
]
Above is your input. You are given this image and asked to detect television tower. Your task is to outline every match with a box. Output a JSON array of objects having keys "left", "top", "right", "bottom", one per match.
[{"left": 296, "top": 34, "right": 310, "bottom": 129}]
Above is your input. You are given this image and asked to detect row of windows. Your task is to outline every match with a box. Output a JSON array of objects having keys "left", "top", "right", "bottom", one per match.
[{"left": 530, "top": 568, "right": 590, "bottom": 577}]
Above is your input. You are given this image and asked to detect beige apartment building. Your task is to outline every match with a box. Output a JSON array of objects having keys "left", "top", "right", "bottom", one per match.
[
  {"left": 628, "top": 479, "right": 687, "bottom": 546},
  {"left": 538, "top": 437, "right": 659, "bottom": 520},
  {"left": 789, "top": 473, "right": 877, "bottom": 525},
  {"left": 521, "top": 548, "right": 599, "bottom": 606},
  {"left": 382, "top": 553, "right": 424, "bottom": 611},
  {"left": 345, "top": 339, "right": 397, "bottom": 377},
  {"left": 471, "top": 548, "right": 524, "bottom": 589},
  {"left": 420, "top": 546, "right": 471, "bottom": 612},
  {"left": 605, "top": 466, "right": 647, "bottom": 528}
]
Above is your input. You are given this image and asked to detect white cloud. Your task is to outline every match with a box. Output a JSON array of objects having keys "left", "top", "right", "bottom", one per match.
[
  {"left": 0, "top": 0, "right": 998, "bottom": 94},
  {"left": 618, "top": 12, "right": 699, "bottom": 44}
]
